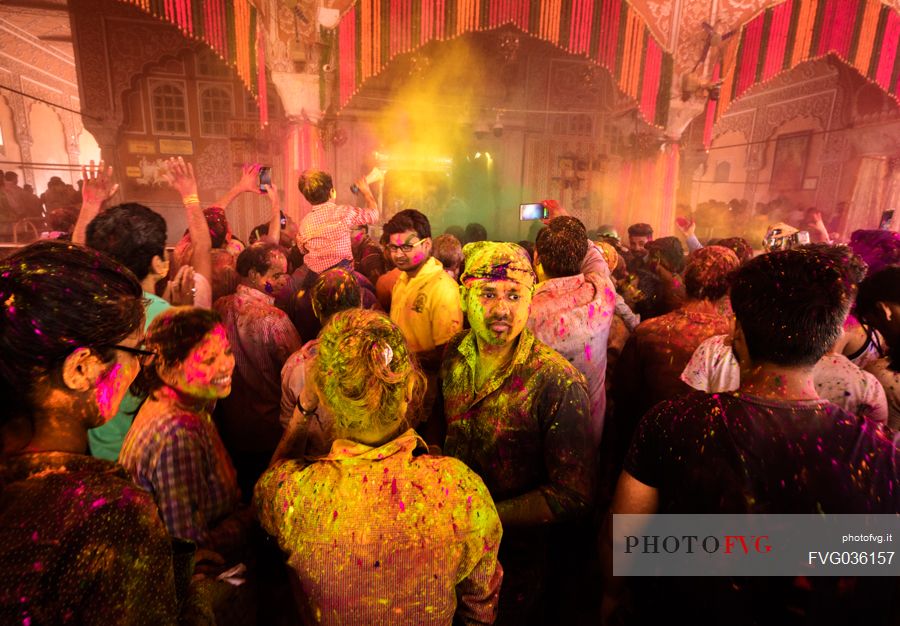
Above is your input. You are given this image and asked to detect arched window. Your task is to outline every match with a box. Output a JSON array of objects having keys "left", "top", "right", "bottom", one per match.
[
  {"left": 150, "top": 81, "right": 188, "bottom": 134},
  {"left": 714, "top": 161, "right": 731, "bottom": 183},
  {"left": 200, "top": 86, "right": 232, "bottom": 136}
]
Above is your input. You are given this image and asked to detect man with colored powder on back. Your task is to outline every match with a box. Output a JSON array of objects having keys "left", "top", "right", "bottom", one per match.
[
  {"left": 440, "top": 241, "right": 595, "bottom": 624},
  {"left": 609, "top": 245, "right": 740, "bottom": 481},
  {"left": 214, "top": 242, "right": 301, "bottom": 497},
  {"left": 529, "top": 216, "right": 616, "bottom": 447},
  {"left": 604, "top": 247, "right": 900, "bottom": 625}
]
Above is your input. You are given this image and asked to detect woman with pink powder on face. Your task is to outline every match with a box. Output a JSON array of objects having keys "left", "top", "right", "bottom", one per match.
[{"left": 120, "top": 307, "right": 254, "bottom": 568}]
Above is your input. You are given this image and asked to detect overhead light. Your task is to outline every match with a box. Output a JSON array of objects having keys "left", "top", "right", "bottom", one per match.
[{"left": 492, "top": 114, "right": 504, "bottom": 137}]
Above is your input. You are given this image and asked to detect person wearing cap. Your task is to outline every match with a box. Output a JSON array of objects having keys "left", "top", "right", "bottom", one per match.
[{"left": 440, "top": 241, "right": 594, "bottom": 624}]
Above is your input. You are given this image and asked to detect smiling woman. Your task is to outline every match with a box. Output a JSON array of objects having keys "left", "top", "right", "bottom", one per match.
[{"left": 119, "top": 307, "right": 253, "bottom": 562}]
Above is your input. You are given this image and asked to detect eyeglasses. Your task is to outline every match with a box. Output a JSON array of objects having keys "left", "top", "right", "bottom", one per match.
[
  {"left": 105, "top": 344, "right": 157, "bottom": 366},
  {"left": 386, "top": 238, "right": 429, "bottom": 254}
]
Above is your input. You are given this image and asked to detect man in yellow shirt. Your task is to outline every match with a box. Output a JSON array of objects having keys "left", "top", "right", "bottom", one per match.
[{"left": 384, "top": 209, "right": 463, "bottom": 376}]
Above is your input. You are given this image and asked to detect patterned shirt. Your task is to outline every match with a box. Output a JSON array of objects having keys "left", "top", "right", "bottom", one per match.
[
  {"left": 297, "top": 201, "right": 379, "bottom": 273},
  {"left": 390, "top": 257, "right": 463, "bottom": 354},
  {"left": 0, "top": 452, "right": 179, "bottom": 624},
  {"left": 681, "top": 335, "right": 889, "bottom": 423},
  {"left": 214, "top": 284, "right": 302, "bottom": 454},
  {"left": 255, "top": 430, "right": 503, "bottom": 625},
  {"left": 280, "top": 339, "right": 337, "bottom": 456},
  {"left": 441, "top": 328, "right": 594, "bottom": 520},
  {"left": 119, "top": 402, "right": 241, "bottom": 549},
  {"left": 527, "top": 272, "right": 617, "bottom": 446},
  {"left": 352, "top": 235, "right": 387, "bottom": 286},
  {"left": 865, "top": 357, "right": 900, "bottom": 429}
]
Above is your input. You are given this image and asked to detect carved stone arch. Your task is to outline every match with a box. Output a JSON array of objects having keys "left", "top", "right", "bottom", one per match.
[
  {"left": 111, "top": 44, "right": 194, "bottom": 129},
  {"left": 702, "top": 0, "right": 900, "bottom": 151}
]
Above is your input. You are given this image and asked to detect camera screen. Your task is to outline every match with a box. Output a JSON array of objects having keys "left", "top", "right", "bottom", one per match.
[
  {"left": 519, "top": 203, "right": 546, "bottom": 221},
  {"left": 258, "top": 167, "right": 272, "bottom": 193}
]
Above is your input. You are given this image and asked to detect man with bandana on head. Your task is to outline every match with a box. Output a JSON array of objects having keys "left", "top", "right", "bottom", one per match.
[{"left": 440, "top": 241, "right": 595, "bottom": 625}]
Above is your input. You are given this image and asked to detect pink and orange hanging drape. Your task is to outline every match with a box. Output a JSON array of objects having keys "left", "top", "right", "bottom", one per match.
[
  {"left": 336, "top": 0, "right": 673, "bottom": 127},
  {"left": 613, "top": 144, "right": 680, "bottom": 236},
  {"left": 119, "top": 0, "right": 268, "bottom": 126},
  {"left": 705, "top": 0, "right": 900, "bottom": 146},
  {"left": 287, "top": 123, "right": 327, "bottom": 219}
]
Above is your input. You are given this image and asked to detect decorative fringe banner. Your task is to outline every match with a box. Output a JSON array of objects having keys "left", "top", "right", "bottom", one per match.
[
  {"left": 119, "top": 0, "right": 267, "bottom": 126},
  {"left": 613, "top": 143, "right": 680, "bottom": 236},
  {"left": 705, "top": 0, "right": 900, "bottom": 146},
  {"left": 289, "top": 123, "right": 327, "bottom": 219},
  {"left": 334, "top": 0, "right": 673, "bottom": 128}
]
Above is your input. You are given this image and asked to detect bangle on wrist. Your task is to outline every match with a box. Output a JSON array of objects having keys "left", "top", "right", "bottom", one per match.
[
  {"left": 182, "top": 193, "right": 200, "bottom": 205},
  {"left": 297, "top": 403, "right": 317, "bottom": 417}
]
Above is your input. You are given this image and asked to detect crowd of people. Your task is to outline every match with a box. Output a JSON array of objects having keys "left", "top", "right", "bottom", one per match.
[
  {"left": 0, "top": 157, "right": 899, "bottom": 625},
  {"left": 0, "top": 170, "right": 84, "bottom": 239}
]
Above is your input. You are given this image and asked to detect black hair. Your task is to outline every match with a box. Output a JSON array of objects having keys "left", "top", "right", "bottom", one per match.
[
  {"left": 717, "top": 237, "right": 754, "bottom": 264},
  {"left": 311, "top": 268, "right": 362, "bottom": 322},
  {"left": 730, "top": 248, "right": 852, "bottom": 367},
  {"left": 683, "top": 246, "right": 740, "bottom": 301},
  {"left": 249, "top": 212, "right": 291, "bottom": 245},
  {"left": 444, "top": 225, "right": 465, "bottom": 241},
  {"left": 204, "top": 206, "right": 230, "bottom": 249},
  {"left": 86, "top": 203, "right": 167, "bottom": 281},
  {"left": 297, "top": 169, "right": 334, "bottom": 205},
  {"left": 798, "top": 243, "right": 868, "bottom": 291},
  {"left": 382, "top": 209, "right": 432, "bottom": 240},
  {"left": 535, "top": 216, "right": 588, "bottom": 278},
  {"left": 464, "top": 222, "right": 488, "bottom": 244},
  {"left": 517, "top": 240, "right": 535, "bottom": 265},
  {"left": 0, "top": 241, "right": 144, "bottom": 423},
  {"left": 132, "top": 307, "right": 222, "bottom": 396},
  {"left": 432, "top": 234, "right": 464, "bottom": 272},
  {"left": 627, "top": 223, "right": 653, "bottom": 238},
  {"left": 630, "top": 269, "right": 666, "bottom": 321},
  {"left": 854, "top": 266, "right": 900, "bottom": 372},
  {"left": 236, "top": 242, "right": 282, "bottom": 278},
  {"left": 645, "top": 236, "right": 685, "bottom": 274}
]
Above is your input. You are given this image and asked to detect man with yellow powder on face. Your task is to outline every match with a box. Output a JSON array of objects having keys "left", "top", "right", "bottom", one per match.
[{"left": 440, "top": 241, "right": 595, "bottom": 625}]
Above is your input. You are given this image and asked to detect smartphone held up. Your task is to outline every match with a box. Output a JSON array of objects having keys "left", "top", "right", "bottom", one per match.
[
  {"left": 258, "top": 166, "right": 272, "bottom": 193},
  {"left": 519, "top": 202, "right": 548, "bottom": 221}
]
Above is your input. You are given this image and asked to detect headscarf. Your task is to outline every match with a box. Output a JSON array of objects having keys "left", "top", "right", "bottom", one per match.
[
  {"left": 460, "top": 241, "right": 536, "bottom": 288},
  {"left": 596, "top": 240, "right": 618, "bottom": 272}
]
